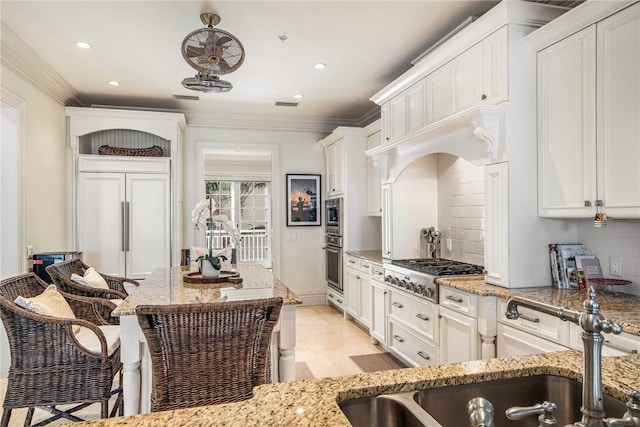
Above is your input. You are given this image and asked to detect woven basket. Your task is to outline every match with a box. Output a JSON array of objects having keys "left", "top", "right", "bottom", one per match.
[{"left": 98, "top": 145, "right": 164, "bottom": 157}]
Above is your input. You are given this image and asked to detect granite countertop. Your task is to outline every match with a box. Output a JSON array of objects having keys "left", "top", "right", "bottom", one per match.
[
  {"left": 344, "top": 250, "right": 384, "bottom": 265},
  {"left": 113, "top": 264, "right": 301, "bottom": 317},
  {"left": 75, "top": 351, "right": 640, "bottom": 426},
  {"left": 437, "top": 276, "right": 640, "bottom": 336}
]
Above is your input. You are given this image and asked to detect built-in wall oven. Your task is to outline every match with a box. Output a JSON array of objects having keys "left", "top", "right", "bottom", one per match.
[{"left": 325, "top": 197, "right": 343, "bottom": 293}]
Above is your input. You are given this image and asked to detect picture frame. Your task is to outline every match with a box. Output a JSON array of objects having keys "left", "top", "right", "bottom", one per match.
[{"left": 286, "top": 174, "right": 321, "bottom": 226}]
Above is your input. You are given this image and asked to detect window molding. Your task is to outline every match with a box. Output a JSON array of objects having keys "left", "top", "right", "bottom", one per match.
[{"left": 195, "top": 142, "right": 281, "bottom": 277}]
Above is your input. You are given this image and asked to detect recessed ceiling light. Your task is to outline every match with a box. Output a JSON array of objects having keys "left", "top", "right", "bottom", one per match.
[
  {"left": 108, "top": 81, "right": 120, "bottom": 86},
  {"left": 314, "top": 63, "right": 326, "bottom": 70},
  {"left": 75, "top": 41, "right": 91, "bottom": 49},
  {"left": 293, "top": 94, "right": 304, "bottom": 99}
]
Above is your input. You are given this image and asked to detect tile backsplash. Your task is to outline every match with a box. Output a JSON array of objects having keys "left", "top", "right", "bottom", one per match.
[
  {"left": 577, "top": 219, "right": 640, "bottom": 295},
  {"left": 437, "top": 154, "right": 485, "bottom": 266}
]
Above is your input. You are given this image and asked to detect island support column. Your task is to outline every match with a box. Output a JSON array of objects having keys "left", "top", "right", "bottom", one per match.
[{"left": 278, "top": 305, "right": 296, "bottom": 381}]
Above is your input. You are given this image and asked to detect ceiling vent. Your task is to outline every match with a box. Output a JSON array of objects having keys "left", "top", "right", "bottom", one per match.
[
  {"left": 173, "top": 94, "right": 200, "bottom": 101},
  {"left": 275, "top": 101, "right": 298, "bottom": 107}
]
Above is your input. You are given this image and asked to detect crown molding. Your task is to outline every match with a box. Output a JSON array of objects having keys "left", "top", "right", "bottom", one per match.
[{"left": 1, "top": 22, "right": 88, "bottom": 107}]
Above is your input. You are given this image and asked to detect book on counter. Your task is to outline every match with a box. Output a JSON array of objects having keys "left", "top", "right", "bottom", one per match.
[{"left": 548, "top": 243, "right": 591, "bottom": 289}]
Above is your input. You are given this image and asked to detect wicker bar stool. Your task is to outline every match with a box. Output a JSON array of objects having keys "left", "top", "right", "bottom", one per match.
[
  {"left": 46, "top": 258, "right": 140, "bottom": 324},
  {"left": 135, "top": 297, "right": 283, "bottom": 412},
  {"left": 0, "top": 273, "right": 123, "bottom": 426}
]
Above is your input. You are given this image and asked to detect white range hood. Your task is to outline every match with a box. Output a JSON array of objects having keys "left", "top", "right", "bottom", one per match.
[{"left": 366, "top": 104, "right": 504, "bottom": 183}]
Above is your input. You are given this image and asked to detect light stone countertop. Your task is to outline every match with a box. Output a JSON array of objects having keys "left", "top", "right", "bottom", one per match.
[
  {"left": 77, "top": 260, "right": 640, "bottom": 426},
  {"left": 113, "top": 264, "right": 301, "bottom": 317},
  {"left": 437, "top": 276, "right": 640, "bottom": 336},
  {"left": 75, "top": 351, "right": 640, "bottom": 426},
  {"left": 344, "top": 250, "right": 384, "bottom": 265}
]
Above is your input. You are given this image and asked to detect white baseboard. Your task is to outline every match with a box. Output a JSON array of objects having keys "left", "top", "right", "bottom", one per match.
[{"left": 295, "top": 292, "right": 329, "bottom": 306}]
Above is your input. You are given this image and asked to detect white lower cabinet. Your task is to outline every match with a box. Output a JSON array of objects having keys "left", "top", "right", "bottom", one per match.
[
  {"left": 389, "top": 319, "right": 438, "bottom": 367},
  {"left": 439, "top": 306, "right": 478, "bottom": 364},
  {"left": 387, "top": 287, "right": 439, "bottom": 367},
  {"left": 370, "top": 267, "right": 387, "bottom": 345},
  {"left": 497, "top": 323, "right": 568, "bottom": 357},
  {"left": 569, "top": 323, "right": 640, "bottom": 356},
  {"left": 344, "top": 255, "right": 382, "bottom": 334},
  {"left": 497, "top": 297, "right": 570, "bottom": 357}
]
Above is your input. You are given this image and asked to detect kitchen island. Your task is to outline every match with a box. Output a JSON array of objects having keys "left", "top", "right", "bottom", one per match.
[
  {"left": 75, "top": 350, "right": 640, "bottom": 426},
  {"left": 112, "top": 264, "right": 301, "bottom": 415}
]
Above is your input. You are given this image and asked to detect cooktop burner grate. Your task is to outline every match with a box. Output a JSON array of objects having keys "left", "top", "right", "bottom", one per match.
[{"left": 391, "top": 258, "right": 484, "bottom": 276}]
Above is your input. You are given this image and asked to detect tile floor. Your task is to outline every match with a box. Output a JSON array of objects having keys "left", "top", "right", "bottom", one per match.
[{"left": 0, "top": 303, "right": 385, "bottom": 425}]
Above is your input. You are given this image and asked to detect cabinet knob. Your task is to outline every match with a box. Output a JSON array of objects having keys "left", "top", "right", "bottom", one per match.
[
  {"left": 595, "top": 200, "right": 604, "bottom": 207},
  {"left": 584, "top": 200, "right": 592, "bottom": 207},
  {"left": 385, "top": 137, "right": 389, "bottom": 141},
  {"left": 481, "top": 94, "right": 487, "bottom": 101}
]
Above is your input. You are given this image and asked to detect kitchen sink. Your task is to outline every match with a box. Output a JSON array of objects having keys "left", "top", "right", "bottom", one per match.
[{"left": 339, "top": 375, "right": 627, "bottom": 427}]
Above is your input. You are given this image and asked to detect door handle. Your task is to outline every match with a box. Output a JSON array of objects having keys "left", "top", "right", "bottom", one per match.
[
  {"left": 124, "top": 201, "right": 130, "bottom": 252},
  {"left": 121, "top": 202, "right": 126, "bottom": 252}
]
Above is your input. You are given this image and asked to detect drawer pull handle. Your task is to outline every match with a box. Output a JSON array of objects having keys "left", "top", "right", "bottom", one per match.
[
  {"left": 337, "top": 299, "right": 343, "bottom": 304},
  {"left": 604, "top": 340, "right": 638, "bottom": 355},
  {"left": 519, "top": 314, "right": 540, "bottom": 324},
  {"left": 416, "top": 313, "right": 429, "bottom": 321},
  {"left": 393, "top": 334, "right": 404, "bottom": 343},
  {"left": 417, "top": 351, "right": 430, "bottom": 360},
  {"left": 392, "top": 302, "right": 404, "bottom": 308},
  {"left": 446, "top": 295, "right": 463, "bottom": 304}
]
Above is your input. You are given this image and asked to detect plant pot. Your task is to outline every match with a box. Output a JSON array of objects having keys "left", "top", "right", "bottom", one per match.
[{"left": 199, "top": 259, "right": 221, "bottom": 277}]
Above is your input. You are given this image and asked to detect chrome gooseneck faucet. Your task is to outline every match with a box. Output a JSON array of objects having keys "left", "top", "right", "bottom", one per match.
[{"left": 505, "top": 289, "right": 640, "bottom": 427}]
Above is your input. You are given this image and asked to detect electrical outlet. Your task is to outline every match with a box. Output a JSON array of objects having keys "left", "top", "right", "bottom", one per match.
[
  {"left": 446, "top": 239, "right": 453, "bottom": 251},
  {"left": 26, "top": 245, "right": 33, "bottom": 258},
  {"left": 610, "top": 256, "right": 623, "bottom": 277},
  {"left": 286, "top": 232, "right": 297, "bottom": 242}
]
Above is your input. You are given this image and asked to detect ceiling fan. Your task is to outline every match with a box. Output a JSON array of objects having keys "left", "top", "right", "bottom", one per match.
[{"left": 180, "top": 13, "right": 245, "bottom": 93}]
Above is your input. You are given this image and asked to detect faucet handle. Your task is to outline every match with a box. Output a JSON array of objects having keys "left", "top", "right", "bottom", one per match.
[{"left": 506, "top": 401, "right": 558, "bottom": 427}]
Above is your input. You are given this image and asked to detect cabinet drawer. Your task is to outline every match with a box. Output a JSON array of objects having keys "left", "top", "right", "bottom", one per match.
[
  {"left": 569, "top": 323, "right": 640, "bottom": 356},
  {"left": 389, "top": 319, "right": 438, "bottom": 367},
  {"left": 360, "top": 261, "right": 372, "bottom": 275},
  {"left": 326, "top": 289, "right": 344, "bottom": 310},
  {"left": 371, "top": 263, "right": 384, "bottom": 283},
  {"left": 344, "top": 255, "right": 360, "bottom": 270},
  {"left": 439, "top": 286, "right": 477, "bottom": 318},
  {"left": 497, "top": 323, "right": 568, "bottom": 358},
  {"left": 498, "top": 298, "right": 570, "bottom": 346},
  {"left": 388, "top": 289, "right": 438, "bottom": 342}
]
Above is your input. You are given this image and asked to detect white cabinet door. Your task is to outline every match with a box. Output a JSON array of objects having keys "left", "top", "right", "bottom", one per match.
[
  {"left": 78, "top": 172, "right": 170, "bottom": 278},
  {"left": 405, "top": 79, "right": 427, "bottom": 134},
  {"left": 439, "top": 306, "right": 478, "bottom": 364},
  {"left": 344, "top": 266, "right": 360, "bottom": 318},
  {"left": 381, "top": 183, "right": 393, "bottom": 260},
  {"left": 366, "top": 130, "right": 382, "bottom": 216},
  {"left": 426, "top": 64, "right": 452, "bottom": 125},
  {"left": 482, "top": 27, "right": 508, "bottom": 105},
  {"left": 126, "top": 174, "right": 170, "bottom": 278},
  {"left": 325, "top": 139, "right": 345, "bottom": 197},
  {"left": 484, "top": 162, "right": 509, "bottom": 287},
  {"left": 537, "top": 26, "right": 597, "bottom": 217},
  {"left": 388, "top": 94, "right": 407, "bottom": 142},
  {"left": 360, "top": 274, "right": 372, "bottom": 329},
  {"left": 596, "top": 3, "right": 640, "bottom": 218},
  {"left": 371, "top": 279, "right": 387, "bottom": 345},
  {"left": 78, "top": 173, "right": 126, "bottom": 276},
  {"left": 451, "top": 45, "right": 482, "bottom": 114}
]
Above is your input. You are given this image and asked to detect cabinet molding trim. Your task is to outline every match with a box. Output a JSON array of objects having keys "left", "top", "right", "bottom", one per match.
[{"left": 367, "top": 105, "right": 504, "bottom": 182}]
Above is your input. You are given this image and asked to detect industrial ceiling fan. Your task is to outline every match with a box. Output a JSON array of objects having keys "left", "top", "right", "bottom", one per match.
[{"left": 181, "top": 13, "right": 245, "bottom": 93}]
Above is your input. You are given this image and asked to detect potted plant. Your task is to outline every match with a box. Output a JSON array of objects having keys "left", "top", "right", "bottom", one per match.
[{"left": 195, "top": 254, "right": 228, "bottom": 277}]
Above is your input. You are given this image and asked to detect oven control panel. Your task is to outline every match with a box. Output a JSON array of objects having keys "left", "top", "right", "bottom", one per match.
[{"left": 384, "top": 269, "right": 437, "bottom": 303}]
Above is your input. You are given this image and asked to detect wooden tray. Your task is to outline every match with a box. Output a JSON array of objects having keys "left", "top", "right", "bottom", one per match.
[
  {"left": 588, "top": 278, "right": 631, "bottom": 286},
  {"left": 183, "top": 271, "right": 240, "bottom": 284}
]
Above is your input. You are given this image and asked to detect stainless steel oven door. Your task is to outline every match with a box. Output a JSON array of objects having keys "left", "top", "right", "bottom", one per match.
[{"left": 325, "top": 244, "right": 343, "bottom": 293}]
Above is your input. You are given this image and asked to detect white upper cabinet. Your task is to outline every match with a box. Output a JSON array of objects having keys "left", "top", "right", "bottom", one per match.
[
  {"left": 325, "top": 138, "right": 345, "bottom": 197},
  {"left": 537, "top": 3, "right": 640, "bottom": 218},
  {"left": 426, "top": 27, "right": 507, "bottom": 126},
  {"left": 537, "top": 26, "right": 597, "bottom": 217},
  {"left": 381, "top": 78, "right": 426, "bottom": 145}
]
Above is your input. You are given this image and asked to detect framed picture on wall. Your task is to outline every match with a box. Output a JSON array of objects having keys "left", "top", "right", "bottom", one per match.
[{"left": 286, "top": 174, "right": 321, "bottom": 226}]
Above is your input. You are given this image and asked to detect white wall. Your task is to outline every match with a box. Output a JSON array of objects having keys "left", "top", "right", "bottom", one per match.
[
  {"left": 1, "top": 66, "right": 69, "bottom": 262},
  {"left": 182, "top": 125, "right": 327, "bottom": 304}
]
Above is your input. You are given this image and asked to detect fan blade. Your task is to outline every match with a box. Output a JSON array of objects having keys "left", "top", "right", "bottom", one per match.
[{"left": 216, "top": 35, "right": 232, "bottom": 48}]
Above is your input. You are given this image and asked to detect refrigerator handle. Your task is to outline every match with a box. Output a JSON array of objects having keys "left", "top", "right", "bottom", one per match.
[{"left": 124, "top": 202, "right": 130, "bottom": 252}]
